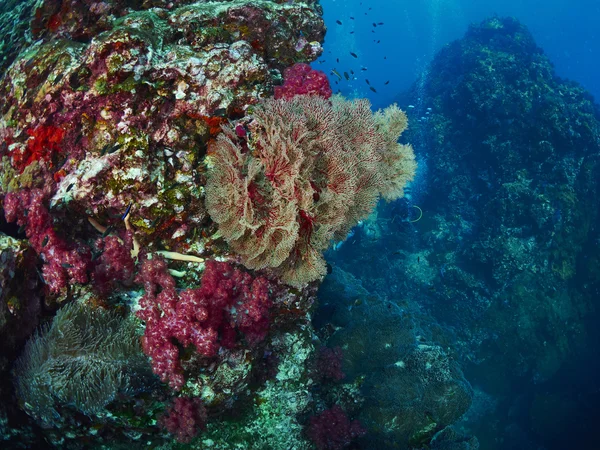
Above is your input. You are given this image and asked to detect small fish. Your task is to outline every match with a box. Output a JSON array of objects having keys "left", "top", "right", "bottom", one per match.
[
  {"left": 18, "top": 225, "right": 26, "bottom": 235},
  {"left": 365, "top": 79, "right": 370, "bottom": 85},
  {"left": 417, "top": 257, "right": 420, "bottom": 264},
  {"left": 102, "top": 225, "right": 114, "bottom": 238},
  {"left": 213, "top": 108, "right": 227, "bottom": 117},
  {"left": 336, "top": 58, "right": 339, "bottom": 63},
  {"left": 361, "top": 67, "right": 368, "bottom": 71},
  {"left": 350, "top": 52, "right": 358, "bottom": 58},
  {"left": 107, "top": 143, "right": 121, "bottom": 154},
  {"left": 408, "top": 105, "right": 415, "bottom": 108},
  {"left": 344, "top": 72, "right": 349, "bottom": 80},
  {"left": 336, "top": 20, "right": 342, "bottom": 25},
  {"left": 331, "top": 69, "right": 342, "bottom": 80},
  {"left": 378, "top": 22, "right": 384, "bottom": 25},
  {"left": 61, "top": 263, "right": 74, "bottom": 269},
  {"left": 350, "top": 70, "right": 354, "bottom": 75},
  {"left": 350, "top": 31, "right": 354, "bottom": 34},
  {"left": 377, "top": 40, "right": 381, "bottom": 44},
  {"left": 100, "top": 143, "right": 111, "bottom": 155},
  {"left": 384, "top": 56, "right": 387, "bottom": 59},
  {"left": 121, "top": 203, "right": 133, "bottom": 220},
  {"left": 372, "top": 23, "right": 377, "bottom": 27},
  {"left": 350, "top": 16, "right": 355, "bottom": 20},
  {"left": 319, "top": 59, "right": 326, "bottom": 63},
  {"left": 370, "top": 86, "right": 377, "bottom": 93},
  {"left": 66, "top": 183, "right": 74, "bottom": 192},
  {"left": 42, "top": 235, "right": 49, "bottom": 247},
  {"left": 384, "top": 80, "right": 389, "bottom": 85},
  {"left": 35, "top": 267, "right": 45, "bottom": 284}
]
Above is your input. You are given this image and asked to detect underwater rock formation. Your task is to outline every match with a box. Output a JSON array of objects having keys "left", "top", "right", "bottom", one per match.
[
  {"left": 318, "top": 267, "right": 474, "bottom": 449},
  {"left": 323, "top": 15, "right": 600, "bottom": 449},
  {"left": 402, "top": 15, "right": 600, "bottom": 386}
]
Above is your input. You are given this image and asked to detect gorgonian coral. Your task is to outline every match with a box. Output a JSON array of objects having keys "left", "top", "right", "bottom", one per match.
[{"left": 205, "top": 95, "right": 416, "bottom": 286}]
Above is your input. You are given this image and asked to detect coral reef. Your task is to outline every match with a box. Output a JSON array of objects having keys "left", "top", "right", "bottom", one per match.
[
  {"left": 318, "top": 268, "right": 473, "bottom": 448},
  {"left": 401, "top": 16, "right": 600, "bottom": 384},
  {"left": 0, "top": 0, "right": 423, "bottom": 448}
]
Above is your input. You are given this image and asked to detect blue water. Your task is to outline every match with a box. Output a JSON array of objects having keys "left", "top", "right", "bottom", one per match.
[{"left": 317, "top": 0, "right": 600, "bottom": 110}]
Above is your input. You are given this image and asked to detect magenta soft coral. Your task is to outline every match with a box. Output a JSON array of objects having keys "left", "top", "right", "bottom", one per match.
[
  {"left": 3, "top": 188, "right": 90, "bottom": 292},
  {"left": 135, "top": 257, "right": 273, "bottom": 390},
  {"left": 274, "top": 63, "right": 332, "bottom": 100},
  {"left": 159, "top": 396, "right": 207, "bottom": 443},
  {"left": 315, "top": 346, "right": 346, "bottom": 382},
  {"left": 306, "top": 405, "right": 366, "bottom": 450},
  {"left": 92, "top": 232, "right": 136, "bottom": 294}
]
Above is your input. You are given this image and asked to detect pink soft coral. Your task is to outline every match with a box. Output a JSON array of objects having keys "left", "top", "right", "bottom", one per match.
[
  {"left": 92, "top": 232, "right": 136, "bottom": 294},
  {"left": 135, "top": 257, "right": 272, "bottom": 390},
  {"left": 274, "top": 63, "right": 332, "bottom": 100},
  {"left": 159, "top": 397, "right": 207, "bottom": 443},
  {"left": 3, "top": 188, "right": 90, "bottom": 292},
  {"left": 306, "top": 405, "right": 366, "bottom": 450}
]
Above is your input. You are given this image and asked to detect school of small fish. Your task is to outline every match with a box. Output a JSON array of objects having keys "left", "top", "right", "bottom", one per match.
[{"left": 320, "top": 3, "right": 390, "bottom": 94}]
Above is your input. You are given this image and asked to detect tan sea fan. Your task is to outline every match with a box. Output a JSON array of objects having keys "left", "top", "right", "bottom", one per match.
[{"left": 205, "top": 95, "right": 416, "bottom": 287}]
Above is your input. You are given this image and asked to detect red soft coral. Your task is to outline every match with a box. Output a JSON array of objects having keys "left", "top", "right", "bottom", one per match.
[{"left": 135, "top": 257, "right": 272, "bottom": 390}]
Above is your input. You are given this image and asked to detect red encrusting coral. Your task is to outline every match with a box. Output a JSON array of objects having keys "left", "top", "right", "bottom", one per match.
[
  {"left": 159, "top": 396, "right": 207, "bottom": 443},
  {"left": 10, "top": 125, "right": 65, "bottom": 173},
  {"left": 135, "top": 257, "right": 273, "bottom": 390},
  {"left": 274, "top": 63, "right": 332, "bottom": 100},
  {"left": 306, "top": 405, "right": 366, "bottom": 450}
]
